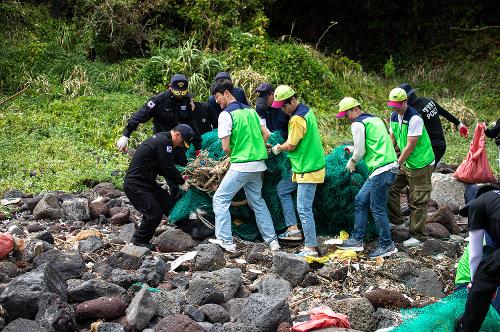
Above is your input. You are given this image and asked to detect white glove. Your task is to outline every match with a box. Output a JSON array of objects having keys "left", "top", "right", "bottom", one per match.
[
  {"left": 179, "top": 181, "right": 190, "bottom": 192},
  {"left": 344, "top": 145, "right": 354, "bottom": 154},
  {"left": 116, "top": 136, "right": 129, "bottom": 151},
  {"left": 271, "top": 144, "right": 281, "bottom": 155},
  {"left": 346, "top": 158, "right": 356, "bottom": 173}
]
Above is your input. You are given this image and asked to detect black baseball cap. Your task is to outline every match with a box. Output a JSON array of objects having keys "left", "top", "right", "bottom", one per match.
[
  {"left": 214, "top": 71, "right": 231, "bottom": 81},
  {"left": 170, "top": 74, "right": 189, "bottom": 96},
  {"left": 459, "top": 184, "right": 500, "bottom": 217},
  {"left": 176, "top": 124, "right": 195, "bottom": 148},
  {"left": 254, "top": 83, "right": 274, "bottom": 102},
  {"left": 399, "top": 83, "right": 417, "bottom": 97}
]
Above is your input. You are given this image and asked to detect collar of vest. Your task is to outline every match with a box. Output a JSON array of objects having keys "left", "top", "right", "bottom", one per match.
[
  {"left": 223, "top": 101, "right": 251, "bottom": 113},
  {"left": 390, "top": 106, "right": 419, "bottom": 123},
  {"left": 353, "top": 113, "right": 374, "bottom": 123},
  {"left": 292, "top": 103, "right": 310, "bottom": 118}
]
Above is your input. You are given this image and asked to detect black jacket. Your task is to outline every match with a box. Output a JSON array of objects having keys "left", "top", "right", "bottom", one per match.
[
  {"left": 256, "top": 101, "right": 290, "bottom": 140},
  {"left": 485, "top": 118, "right": 500, "bottom": 146},
  {"left": 124, "top": 132, "right": 187, "bottom": 190},
  {"left": 123, "top": 90, "right": 202, "bottom": 150},
  {"left": 409, "top": 95, "right": 460, "bottom": 143},
  {"left": 207, "top": 86, "right": 248, "bottom": 128},
  {"left": 193, "top": 101, "right": 215, "bottom": 135}
]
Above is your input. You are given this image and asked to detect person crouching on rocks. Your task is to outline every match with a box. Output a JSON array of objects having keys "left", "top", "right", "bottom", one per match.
[{"left": 123, "top": 125, "right": 194, "bottom": 249}]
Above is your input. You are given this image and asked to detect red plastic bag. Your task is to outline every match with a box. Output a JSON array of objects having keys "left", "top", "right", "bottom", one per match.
[
  {"left": 292, "top": 306, "right": 350, "bottom": 332},
  {"left": 0, "top": 233, "right": 14, "bottom": 259},
  {"left": 454, "top": 122, "right": 497, "bottom": 184}
]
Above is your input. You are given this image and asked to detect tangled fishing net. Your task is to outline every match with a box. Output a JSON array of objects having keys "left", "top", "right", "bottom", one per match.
[
  {"left": 393, "top": 288, "right": 500, "bottom": 332},
  {"left": 169, "top": 129, "right": 375, "bottom": 241}
]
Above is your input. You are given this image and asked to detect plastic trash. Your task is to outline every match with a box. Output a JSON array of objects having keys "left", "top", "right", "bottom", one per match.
[{"left": 292, "top": 306, "right": 350, "bottom": 331}]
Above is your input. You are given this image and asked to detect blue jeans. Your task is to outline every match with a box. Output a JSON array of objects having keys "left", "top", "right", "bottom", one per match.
[
  {"left": 352, "top": 170, "right": 396, "bottom": 247},
  {"left": 276, "top": 172, "right": 318, "bottom": 247},
  {"left": 213, "top": 169, "right": 277, "bottom": 244}
]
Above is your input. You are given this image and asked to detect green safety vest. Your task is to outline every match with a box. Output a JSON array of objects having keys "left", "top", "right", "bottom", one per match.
[
  {"left": 354, "top": 114, "right": 397, "bottom": 173},
  {"left": 288, "top": 106, "right": 325, "bottom": 173},
  {"left": 390, "top": 106, "right": 434, "bottom": 169},
  {"left": 228, "top": 107, "right": 268, "bottom": 163}
]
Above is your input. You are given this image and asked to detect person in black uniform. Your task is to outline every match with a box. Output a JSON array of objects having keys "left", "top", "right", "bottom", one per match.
[
  {"left": 207, "top": 72, "right": 248, "bottom": 128},
  {"left": 485, "top": 117, "right": 500, "bottom": 170},
  {"left": 190, "top": 98, "right": 215, "bottom": 135},
  {"left": 455, "top": 186, "right": 500, "bottom": 332},
  {"left": 399, "top": 83, "right": 469, "bottom": 166},
  {"left": 254, "top": 83, "right": 290, "bottom": 139},
  {"left": 124, "top": 124, "right": 194, "bottom": 249},
  {"left": 116, "top": 74, "right": 202, "bottom": 155}
]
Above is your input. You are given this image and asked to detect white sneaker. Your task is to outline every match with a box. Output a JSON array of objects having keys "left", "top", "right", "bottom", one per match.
[
  {"left": 269, "top": 239, "right": 280, "bottom": 251},
  {"left": 403, "top": 237, "right": 422, "bottom": 247},
  {"left": 390, "top": 223, "right": 407, "bottom": 231},
  {"left": 208, "top": 238, "right": 237, "bottom": 253}
]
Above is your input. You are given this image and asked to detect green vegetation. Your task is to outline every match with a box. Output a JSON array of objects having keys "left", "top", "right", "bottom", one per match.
[{"left": 0, "top": 1, "right": 498, "bottom": 193}]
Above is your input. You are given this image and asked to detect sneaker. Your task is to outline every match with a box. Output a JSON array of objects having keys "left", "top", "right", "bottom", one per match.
[
  {"left": 369, "top": 244, "right": 398, "bottom": 259},
  {"left": 269, "top": 239, "right": 280, "bottom": 251},
  {"left": 403, "top": 237, "right": 422, "bottom": 247},
  {"left": 278, "top": 229, "right": 303, "bottom": 240},
  {"left": 337, "top": 238, "right": 364, "bottom": 251},
  {"left": 390, "top": 223, "right": 407, "bottom": 231},
  {"left": 208, "top": 238, "right": 237, "bottom": 253},
  {"left": 295, "top": 250, "right": 318, "bottom": 257}
]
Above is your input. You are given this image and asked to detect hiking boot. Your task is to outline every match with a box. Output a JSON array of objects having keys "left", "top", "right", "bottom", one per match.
[
  {"left": 132, "top": 240, "right": 155, "bottom": 251},
  {"left": 208, "top": 238, "right": 237, "bottom": 253},
  {"left": 337, "top": 238, "right": 364, "bottom": 251},
  {"left": 369, "top": 243, "right": 398, "bottom": 259},
  {"left": 269, "top": 239, "right": 280, "bottom": 252},
  {"left": 403, "top": 237, "right": 423, "bottom": 247},
  {"left": 277, "top": 229, "right": 303, "bottom": 240}
]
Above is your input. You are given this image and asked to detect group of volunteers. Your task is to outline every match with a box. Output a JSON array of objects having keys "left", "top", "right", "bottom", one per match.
[{"left": 116, "top": 71, "right": 500, "bottom": 331}]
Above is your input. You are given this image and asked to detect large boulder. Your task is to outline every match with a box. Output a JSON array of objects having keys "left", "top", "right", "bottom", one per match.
[
  {"left": 33, "top": 249, "right": 85, "bottom": 281},
  {"left": 329, "top": 297, "right": 376, "bottom": 332},
  {"left": 254, "top": 275, "right": 292, "bottom": 301},
  {"left": 75, "top": 296, "right": 128, "bottom": 320},
  {"left": 427, "top": 205, "right": 461, "bottom": 234},
  {"left": 62, "top": 198, "right": 90, "bottom": 221},
  {"left": 426, "top": 223, "right": 451, "bottom": 239},
  {"left": 3, "top": 318, "right": 48, "bottom": 332},
  {"left": 192, "top": 268, "right": 242, "bottom": 301},
  {"left": 155, "top": 314, "right": 204, "bottom": 332},
  {"left": 152, "top": 226, "right": 198, "bottom": 252},
  {"left": 126, "top": 286, "right": 158, "bottom": 331},
  {"left": 365, "top": 289, "right": 412, "bottom": 309},
  {"left": 35, "top": 293, "right": 76, "bottom": 332},
  {"left": 153, "top": 289, "right": 186, "bottom": 317},
  {"left": 33, "top": 193, "right": 63, "bottom": 220},
  {"left": 68, "top": 278, "right": 125, "bottom": 302},
  {"left": 236, "top": 293, "right": 291, "bottom": 332},
  {"left": 194, "top": 243, "right": 225, "bottom": 271},
  {"left": 0, "top": 263, "right": 67, "bottom": 319},
  {"left": 186, "top": 280, "right": 224, "bottom": 305},
  {"left": 431, "top": 173, "right": 466, "bottom": 209},
  {"left": 271, "top": 251, "right": 310, "bottom": 287},
  {"left": 422, "top": 238, "right": 461, "bottom": 258}
]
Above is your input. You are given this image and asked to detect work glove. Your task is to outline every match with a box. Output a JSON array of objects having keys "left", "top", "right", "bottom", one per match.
[
  {"left": 116, "top": 136, "right": 129, "bottom": 151},
  {"left": 179, "top": 181, "right": 190, "bottom": 192},
  {"left": 195, "top": 150, "right": 201, "bottom": 157},
  {"left": 344, "top": 145, "right": 354, "bottom": 154},
  {"left": 458, "top": 123, "right": 469, "bottom": 138},
  {"left": 271, "top": 144, "right": 281, "bottom": 155},
  {"left": 346, "top": 158, "right": 356, "bottom": 173}
]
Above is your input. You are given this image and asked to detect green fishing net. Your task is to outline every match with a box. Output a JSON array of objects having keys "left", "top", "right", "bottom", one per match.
[
  {"left": 169, "top": 129, "right": 375, "bottom": 240},
  {"left": 393, "top": 288, "right": 500, "bottom": 332}
]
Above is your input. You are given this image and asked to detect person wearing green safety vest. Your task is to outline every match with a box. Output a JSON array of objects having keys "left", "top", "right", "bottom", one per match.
[
  {"left": 335, "top": 97, "right": 399, "bottom": 259},
  {"left": 208, "top": 79, "right": 280, "bottom": 253},
  {"left": 387, "top": 87, "right": 435, "bottom": 247},
  {"left": 271, "top": 85, "right": 326, "bottom": 258}
]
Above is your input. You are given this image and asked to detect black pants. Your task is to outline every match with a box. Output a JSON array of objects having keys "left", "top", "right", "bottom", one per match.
[
  {"left": 457, "top": 248, "right": 500, "bottom": 332},
  {"left": 431, "top": 139, "right": 446, "bottom": 166},
  {"left": 124, "top": 184, "right": 176, "bottom": 243}
]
